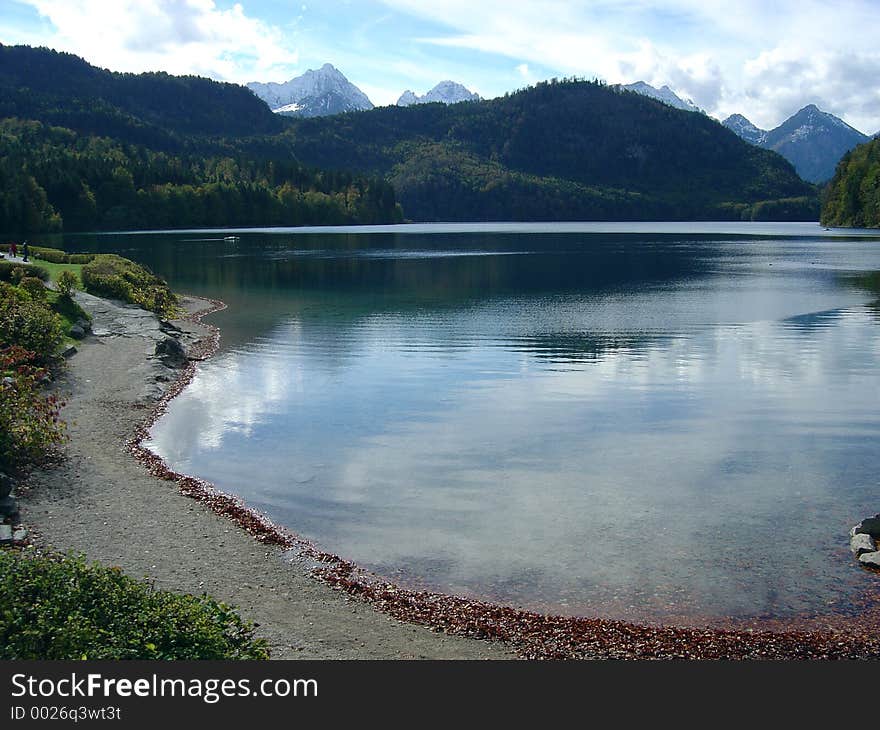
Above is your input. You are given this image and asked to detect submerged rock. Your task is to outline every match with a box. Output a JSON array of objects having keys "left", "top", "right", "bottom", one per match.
[
  {"left": 155, "top": 336, "right": 187, "bottom": 368},
  {"left": 851, "top": 532, "right": 877, "bottom": 556},
  {"left": 859, "top": 551, "right": 880, "bottom": 569}
]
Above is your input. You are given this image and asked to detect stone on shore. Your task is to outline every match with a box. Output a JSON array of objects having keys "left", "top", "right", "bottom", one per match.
[
  {"left": 854, "top": 514, "right": 880, "bottom": 539},
  {"left": 0, "top": 472, "right": 12, "bottom": 499},
  {"left": 851, "top": 532, "right": 877, "bottom": 556},
  {"left": 0, "top": 524, "right": 12, "bottom": 544},
  {"left": 69, "top": 323, "right": 86, "bottom": 339},
  {"left": 859, "top": 551, "right": 880, "bottom": 569},
  {"left": 155, "top": 336, "right": 187, "bottom": 368}
]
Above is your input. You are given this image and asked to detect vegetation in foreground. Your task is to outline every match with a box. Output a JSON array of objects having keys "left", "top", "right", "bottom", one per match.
[
  {"left": 822, "top": 137, "right": 880, "bottom": 228},
  {"left": 0, "top": 550, "right": 269, "bottom": 659}
]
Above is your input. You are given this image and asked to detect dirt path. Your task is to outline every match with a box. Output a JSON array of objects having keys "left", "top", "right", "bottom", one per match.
[{"left": 20, "top": 292, "right": 512, "bottom": 659}]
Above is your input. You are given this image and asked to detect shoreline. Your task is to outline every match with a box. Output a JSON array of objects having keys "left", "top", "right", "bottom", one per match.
[
  {"left": 21, "top": 292, "right": 510, "bottom": 659},
  {"left": 22, "top": 292, "right": 880, "bottom": 659}
]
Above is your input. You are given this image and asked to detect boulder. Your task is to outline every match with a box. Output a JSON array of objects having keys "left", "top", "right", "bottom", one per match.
[
  {"left": 62, "top": 346, "right": 77, "bottom": 358},
  {"left": 0, "top": 496, "right": 18, "bottom": 521},
  {"left": 0, "top": 472, "right": 12, "bottom": 500},
  {"left": 69, "top": 323, "right": 86, "bottom": 339},
  {"left": 851, "top": 532, "right": 876, "bottom": 556},
  {"left": 858, "top": 551, "right": 880, "bottom": 569},
  {"left": 159, "top": 319, "right": 183, "bottom": 334},
  {"left": 75, "top": 317, "right": 92, "bottom": 332},
  {"left": 155, "top": 336, "right": 187, "bottom": 368},
  {"left": 0, "top": 524, "right": 12, "bottom": 545},
  {"left": 854, "top": 514, "right": 880, "bottom": 540}
]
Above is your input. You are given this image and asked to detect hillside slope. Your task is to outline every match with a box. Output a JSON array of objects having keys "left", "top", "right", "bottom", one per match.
[
  {"left": 284, "top": 79, "right": 817, "bottom": 221},
  {"left": 821, "top": 137, "right": 880, "bottom": 227},
  {"left": 0, "top": 44, "right": 284, "bottom": 150}
]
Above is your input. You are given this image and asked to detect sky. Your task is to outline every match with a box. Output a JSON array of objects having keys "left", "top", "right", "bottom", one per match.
[{"left": 2, "top": 0, "right": 879, "bottom": 133}]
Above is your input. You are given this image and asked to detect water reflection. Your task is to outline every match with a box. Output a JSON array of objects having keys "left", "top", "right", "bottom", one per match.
[{"left": 77, "top": 226, "right": 880, "bottom": 621}]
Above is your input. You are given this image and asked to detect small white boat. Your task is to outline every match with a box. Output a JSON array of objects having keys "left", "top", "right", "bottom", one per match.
[{"left": 223, "top": 235, "right": 241, "bottom": 242}]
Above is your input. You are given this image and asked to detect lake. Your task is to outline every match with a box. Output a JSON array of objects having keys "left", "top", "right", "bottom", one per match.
[{"left": 64, "top": 222, "right": 880, "bottom": 623}]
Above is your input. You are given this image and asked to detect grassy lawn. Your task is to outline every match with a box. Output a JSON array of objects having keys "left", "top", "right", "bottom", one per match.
[{"left": 34, "top": 259, "right": 84, "bottom": 282}]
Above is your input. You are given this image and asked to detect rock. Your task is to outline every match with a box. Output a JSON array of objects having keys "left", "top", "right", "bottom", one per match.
[
  {"left": 859, "top": 551, "right": 880, "bottom": 569},
  {"left": 0, "top": 524, "right": 12, "bottom": 544},
  {"left": 69, "top": 323, "right": 86, "bottom": 339},
  {"left": 851, "top": 532, "right": 877, "bottom": 556},
  {"left": 0, "top": 495, "right": 18, "bottom": 520},
  {"left": 155, "top": 336, "right": 187, "bottom": 368},
  {"left": 2, "top": 376, "right": 14, "bottom": 387},
  {"left": 12, "top": 528, "right": 27, "bottom": 542},
  {"left": 159, "top": 319, "right": 183, "bottom": 334},
  {"left": 854, "top": 514, "right": 880, "bottom": 540},
  {"left": 75, "top": 317, "right": 92, "bottom": 332},
  {"left": 0, "top": 472, "right": 12, "bottom": 499},
  {"left": 62, "top": 346, "right": 77, "bottom": 358}
]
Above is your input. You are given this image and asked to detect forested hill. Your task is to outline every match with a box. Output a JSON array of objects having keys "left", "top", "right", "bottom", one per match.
[
  {"left": 821, "top": 137, "right": 880, "bottom": 227},
  {"left": 284, "top": 78, "right": 818, "bottom": 221},
  {"left": 0, "top": 44, "right": 283, "bottom": 149},
  {"left": 0, "top": 46, "right": 402, "bottom": 234}
]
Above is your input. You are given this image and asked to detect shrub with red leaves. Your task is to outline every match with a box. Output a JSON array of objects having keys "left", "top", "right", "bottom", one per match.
[{"left": 0, "top": 345, "right": 66, "bottom": 475}]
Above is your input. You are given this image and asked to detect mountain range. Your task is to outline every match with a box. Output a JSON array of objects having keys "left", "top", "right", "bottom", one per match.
[
  {"left": 283, "top": 77, "right": 814, "bottom": 222},
  {"left": 0, "top": 45, "right": 843, "bottom": 231},
  {"left": 397, "top": 81, "right": 481, "bottom": 106},
  {"left": 621, "top": 80, "right": 870, "bottom": 184},
  {"left": 723, "top": 105, "right": 870, "bottom": 183},
  {"left": 243, "top": 66, "right": 869, "bottom": 186},
  {"left": 618, "top": 82, "right": 702, "bottom": 114},
  {"left": 247, "top": 64, "right": 373, "bottom": 118}
]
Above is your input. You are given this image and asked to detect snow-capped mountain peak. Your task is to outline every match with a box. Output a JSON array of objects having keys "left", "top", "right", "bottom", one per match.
[
  {"left": 722, "top": 113, "right": 768, "bottom": 145},
  {"left": 397, "top": 81, "right": 480, "bottom": 107},
  {"left": 618, "top": 81, "right": 703, "bottom": 114},
  {"left": 723, "top": 104, "right": 870, "bottom": 183},
  {"left": 247, "top": 64, "right": 373, "bottom": 118}
]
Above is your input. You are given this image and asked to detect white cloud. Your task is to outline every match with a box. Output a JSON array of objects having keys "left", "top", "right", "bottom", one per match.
[
  {"left": 381, "top": 0, "right": 880, "bottom": 133},
  {"left": 9, "top": 0, "right": 300, "bottom": 83}
]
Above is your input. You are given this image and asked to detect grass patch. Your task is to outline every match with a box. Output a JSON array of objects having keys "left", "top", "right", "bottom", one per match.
[
  {"left": 37, "top": 260, "right": 84, "bottom": 283},
  {"left": 46, "top": 289, "right": 89, "bottom": 341},
  {"left": 0, "top": 550, "right": 270, "bottom": 660}
]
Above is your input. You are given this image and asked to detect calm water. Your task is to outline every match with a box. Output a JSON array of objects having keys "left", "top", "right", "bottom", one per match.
[{"left": 64, "top": 223, "right": 880, "bottom": 622}]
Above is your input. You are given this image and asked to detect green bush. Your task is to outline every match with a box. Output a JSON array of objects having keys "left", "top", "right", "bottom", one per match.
[
  {"left": 0, "top": 281, "right": 64, "bottom": 359},
  {"left": 56, "top": 269, "right": 79, "bottom": 298},
  {"left": 0, "top": 346, "right": 66, "bottom": 473},
  {"left": 30, "top": 246, "right": 69, "bottom": 264},
  {"left": 81, "top": 254, "right": 177, "bottom": 317},
  {"left": 67, "top": 253, "right": 96, "bottom": 265},
  {"left": 0, "top": 261, "right": 49, "bottom": 282},
  {"left": 0, "top": 551, "right": 270, "bottom": 660},
  {"left": 18, "top": 276, "right": 47, "bottom": 302}
]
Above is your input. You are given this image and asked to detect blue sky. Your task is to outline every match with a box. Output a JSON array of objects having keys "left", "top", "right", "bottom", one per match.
[{"left": 3, "top": 0, "right": 879, "bottom": 133}]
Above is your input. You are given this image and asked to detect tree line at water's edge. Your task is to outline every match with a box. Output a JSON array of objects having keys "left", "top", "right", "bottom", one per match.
[
  {"left": 0, "top": 118, "right": 402, "bottom": 235},
  {"left": 822, "top": 137, "right": 880, "bottom": 228}
]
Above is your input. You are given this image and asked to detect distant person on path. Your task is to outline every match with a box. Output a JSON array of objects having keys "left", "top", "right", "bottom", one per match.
[
  {"left": 10, "top": 242, "right": 17, "bottom": 258},
  {"left": 22, "top": 241, "right": 28, "bottom": 262}
]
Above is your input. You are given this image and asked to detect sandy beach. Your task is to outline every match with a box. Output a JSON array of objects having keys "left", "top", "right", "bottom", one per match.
[{"left": 19, "top": 292, "right": 512, "bottom": 659}]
